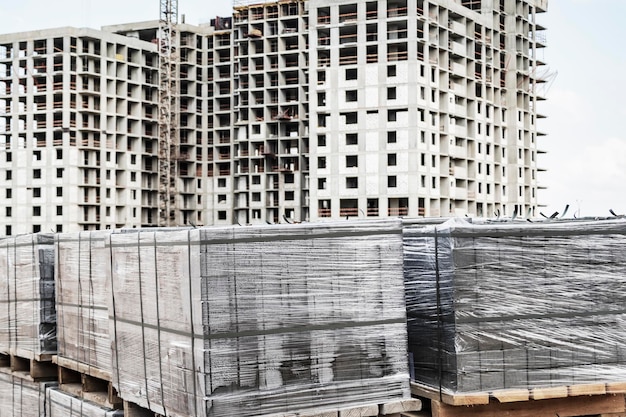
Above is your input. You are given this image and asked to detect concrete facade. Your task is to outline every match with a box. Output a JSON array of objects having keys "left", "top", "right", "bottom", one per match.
[
  {"left": 0, "top": 0, "right": 547, "bottom": 234},
  {"left": 232, "top": 0, "right": 548, "bottom": 223},
  {"left": 0, "top": 22, "right": 229, "bottom": 234},
  {"left": 307, "top": 0, "right": 548, "bottom": 220},
  {"left": 0, "top": 27, "right": 159, "bottom": 234}
]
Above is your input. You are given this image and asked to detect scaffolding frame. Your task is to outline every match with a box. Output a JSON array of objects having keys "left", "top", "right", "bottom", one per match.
[{"left": 158, "top": 0, "right": 180, "bottom": 226}]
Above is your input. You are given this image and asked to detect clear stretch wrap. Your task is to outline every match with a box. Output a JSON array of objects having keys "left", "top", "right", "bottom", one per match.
[
  {"left": 404, "top": 218, "right": 626, "bottom": 394},
  {"left": 107, "top": 220, "right": 410, "bottom": 417},
  {"left": 0, "top": 233, "right": 56, "bottom": 356},
  {"left": 46, "top": 387, "right": 123, "bottom": 417},
  {"left": 0, "top": 371, "right": 56, "bottom": 417},
  {"left": 55, "top": 231, "right": 112, "bottom": 376}
]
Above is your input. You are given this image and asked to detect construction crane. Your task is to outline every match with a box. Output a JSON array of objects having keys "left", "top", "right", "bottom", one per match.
[{"left": 158, "top": 0, "right": 179, "bottom": 227}]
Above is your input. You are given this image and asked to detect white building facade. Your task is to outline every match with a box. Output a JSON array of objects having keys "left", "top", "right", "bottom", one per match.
[
  {"left": 0, "top": 0, "right": 547, "bottom": 234},
  {"left": 0, "top": 21, "right": 232, "bottom": 234},
  {"left": 308, "top": 0, "right": 547, "bottom": 220}
]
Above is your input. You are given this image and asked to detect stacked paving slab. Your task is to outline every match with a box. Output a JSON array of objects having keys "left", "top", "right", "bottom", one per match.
[
  {"left": 55, "top": 231, "right": 112, "bottom": 377},
  {"left": 404, "top": 218, "right": 626, "bottom": 393},
  {"left": 5, "top": 217, "right": 626, "bottom": 415},
  {"left": 0, "top": 233, "right": 56, "bottom": 357},
  {"left": 106, "top": 220, "right": 410, "bottom": 417},
  {"left": 0, "top": 231, "right": 121, "bottom": 416},
  {"left": 0, "top": 372, "right": 56, "bottom": 417},
  {"left": 46, "top": 387, "right": 124, "bottom": 417}
]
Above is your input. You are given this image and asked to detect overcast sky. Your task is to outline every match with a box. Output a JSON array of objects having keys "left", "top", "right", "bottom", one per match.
[
  {"left": 539, "top": 1, "right": 626, "bottom": 218},
  {"left": 2, "top": 0, "right": 624, "bottom": 218}
]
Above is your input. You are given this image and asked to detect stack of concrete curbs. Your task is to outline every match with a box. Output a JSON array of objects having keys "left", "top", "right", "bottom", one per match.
[
  {"left": 46, "top": 387, "right": 124, "bottom": 417},
  {"left": 54, "top": 231, "right": 113, "bottom": 377},
  {"left": 404, "top": 218, "right": 626, "bottom": 393},
  {"left": 106, "top": 220, "right": 411, "bottom": 417},
  {"left": 0, "top": 372, "right": 56, "bottom": 417},
  {"left": 0, "top": 233, "right": 59, "bottom": 417},
  {"left": 0, "top": 233, "right": 56, "bottom": 357}
]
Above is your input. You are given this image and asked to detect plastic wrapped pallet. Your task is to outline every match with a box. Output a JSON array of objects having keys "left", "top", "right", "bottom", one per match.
[
  {"left": 0, "top": 371, "right": 56, "bottom": 416},
  {"left": 404, "top": 218, "right": 626, "bottom": 394},
  {"left": 0, "top": 233, "right": 56, "bottom": 357},
  {"left": 55, "top": 231, "right": 112, "bottom": 377},
  {"left": 107, "top": 220, "right": 410, "bottom": 417},
  {"left": 46, "top": 387, "right": 123, "bottom": 417}
]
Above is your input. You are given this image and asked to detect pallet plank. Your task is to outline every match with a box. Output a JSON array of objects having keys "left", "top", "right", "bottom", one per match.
[
  {"left": 380, "top": 399, "right": 423, "bottom": 414},
  {"left": 53, "top": 355, "right": 112, "bottom": 382},
  {"left": 410, "top": 382, "right": 489, "bottom": 406},
  {"left": 12, "top": 347, "right": 53, "bottom": 363},
  {"left": 568, "top": 383, "right": 607, "bottom": 397},
  {"left": 431, "top": 394, "right": 626, "bottom": 417},
  {"left": 338, "top": 404, "right": 379, "bottom": 417},
  {"left": 491, "top": 389, "right": 529, "bottom": 403},
  {"left": 530, "top": 386, "right": 569, "bottom": 400},
  {"left": 607, "top": 383, "right": 626, "bottom": 394}
]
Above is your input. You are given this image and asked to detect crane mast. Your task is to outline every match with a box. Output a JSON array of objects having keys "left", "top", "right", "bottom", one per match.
[{"left": 158, "top": 0, "right": 179, "bottom": 226}]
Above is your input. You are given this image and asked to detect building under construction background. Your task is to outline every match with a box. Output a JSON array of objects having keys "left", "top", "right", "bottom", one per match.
[{"left": 0, "top": 0, "right": 549, "bottom": 234}]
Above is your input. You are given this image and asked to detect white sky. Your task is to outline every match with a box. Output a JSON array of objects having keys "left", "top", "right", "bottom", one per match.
[
  {"left": 539, "top": 1, "right": 626, "bottom": 218},
  {"left": 2, "top": 0, "right": 625, "bottom": 218},
  {"left": 0, "top": 1, "right": 233, "bottom": 30}
]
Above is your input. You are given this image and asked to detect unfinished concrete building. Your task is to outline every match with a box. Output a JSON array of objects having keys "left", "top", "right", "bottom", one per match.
[
  {"left": 0, "top": 0, "right": 547, "bottom": 233},
  {"left": 231, "top": 0, "right": 548, "bottom": 223},
  {"left": 308, "top": 0, "right": 548, "bottom": 219},
  {"left": 0, "top": 19, "right": 232, "bottom": 234},
  {"left": 0, "top": 27, "right": 159, "bottom": 234}
]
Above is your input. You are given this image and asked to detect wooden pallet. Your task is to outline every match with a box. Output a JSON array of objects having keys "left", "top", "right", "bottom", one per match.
[
  {"left": 0, "top": 351, "right": 57, "bottom": 380},
  {"left": 57, "top": 362, "right": 122, "bottom": 410},
  {"left": 52, "top": 355, "right": 112, "bottom": 382},
  {"left": 411, "top": 381, "right": 626, "bottom": 406},
  {"left": 411, "top": 382, "right": 626, "bottom": 417},
  {"left": 11, "top": 347, "right": 54, "bottom": 363},
  {"left": 430, "top": 394, "right": 626, "bottom": 417},
  {"left": 378, "top": 399, "right": 424, "bottom": 416}
]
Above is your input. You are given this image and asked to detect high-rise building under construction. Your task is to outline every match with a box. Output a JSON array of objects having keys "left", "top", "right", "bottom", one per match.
[{"left": 0, "top": 0, "right": 548, "bottom": 234}]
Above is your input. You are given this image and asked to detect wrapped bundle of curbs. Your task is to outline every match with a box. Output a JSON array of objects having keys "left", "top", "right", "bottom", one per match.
[
  {"left": 46, "top": 387, "right": 123, "bottom": 417},
  {"left": 0, "top": 371, "right": 56, "bottom": 417},
  {"left": 107, "top": 220, "right": 410, "bottom": 417},
  {"left": 404, "top": 218, "right": 626, "bottom": 394},
  {"left": 0, "top": 233, "right": 56, "bottom": 357},
  {"left": 55, "top": 231, "right": 113, "bottom": 378}
]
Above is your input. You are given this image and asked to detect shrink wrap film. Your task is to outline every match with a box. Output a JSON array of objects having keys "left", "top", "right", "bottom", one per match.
[
  {"left": 0, "top": 371, "right": 55, "bottom": 417},
  {"left": 55, "top": 231, "right": 112, "bottom": 376},
  {"left": 46, "top": 387, "right": 123, "bottom": 417},
  {"left": 404, "top": 218, "right": 626, "bottom": 394},
  {"left": 0, "top": 233, "right": 56, "bottom": 356},
  {"left": 107, "top": 220, "right": 410, "bottom": 417}
]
